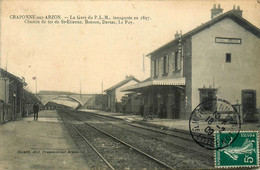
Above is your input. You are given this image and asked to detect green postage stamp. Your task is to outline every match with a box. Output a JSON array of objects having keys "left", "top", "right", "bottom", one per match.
[{"left": 215, "top": 131, "right": 259, "bottom": 168}]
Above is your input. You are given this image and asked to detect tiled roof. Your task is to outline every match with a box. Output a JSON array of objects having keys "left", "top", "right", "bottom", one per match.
[
  {"left": 104, "top": 76, "right": 140, "bottom": 92},
  {"left": 121, "top": 77, "right": 185, "bottom": 92},
  {"left": 0, "top": 68, "right": 27, "bottom": 86}
]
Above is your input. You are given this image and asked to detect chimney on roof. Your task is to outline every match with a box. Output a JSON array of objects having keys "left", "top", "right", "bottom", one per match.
[
  {"left": 126, "top": 75, "right": 133, "bottom": 79},
  {"left": 232, "top": 5, "right": 243, "bottom": 17},
  {"left": 175, "top": 31, "right": 179, "bottom": 39},
  {"left": 175, "top": 30, "right": 182, "bottom": 39},
  {"left": 211, "top": 4, "right": 223, "bottom": 19}
]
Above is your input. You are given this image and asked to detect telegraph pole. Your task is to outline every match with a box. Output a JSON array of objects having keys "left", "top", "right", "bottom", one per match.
[
  {"left": 36, "top": 77, "right": 37, "bottom": 95},
  {"left": 143, "top": 54, "right": 145, "bottom": 72},
  {"left": 0, "top": 1, "right": 1, "bottom": 68},
  {"left": 33, "top": 76, "right": 37, "bottom": 95},
  {"left": 101, "top": 81, "right": 103, "bottom": 94},
  {"left": 142, "top": 54, "right": 146, "bottom": 80},
  {"left": 4, "top": 52, "right": 8, "bottom": 103},
  {"left": 80, "top": 80, "right": 82, "bottom": 99}
]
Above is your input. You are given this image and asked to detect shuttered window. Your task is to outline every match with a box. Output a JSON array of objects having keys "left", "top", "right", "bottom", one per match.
[
  {"left": 175, "top": 51, "right": 178, "bottom": 71},
  {"left": 152, "top": 60, "right": 155, "bottom": 77},
  {"left": 177, "top": 51, "right": 181, "bottom": 70},
  {"left": 173, "top": 51, "right": 181, "bottom": 71},
  {"left": 172, "top": 52, "right": 175, "bottom": 71},
  {"left": 163, "top": 55, "right": 169, "bottom": 75},
  {"left": 156, "top": 60, "right": 159, "bottom": 76},
  {"left": 166, "top": 55, "right": 169, "bottom": 73},
  {"left": 161, "top": 57, "right": 164, "bottom": 75}
]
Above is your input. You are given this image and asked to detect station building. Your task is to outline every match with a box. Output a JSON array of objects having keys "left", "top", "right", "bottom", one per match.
[
  {"left": 104, "top": 75, "right": 140, "bottom": 112},
  {"left": 0, "top": 68, "right": 27, "bottom": 122},
  {"left": 122, "top": 5, "right": 260, "bottom": 121},
  {"left": 82, "top": 94, "right": 107, "bottom": 110}
]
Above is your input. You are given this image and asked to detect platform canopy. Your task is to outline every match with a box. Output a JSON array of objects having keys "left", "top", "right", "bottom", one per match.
[{"left": 121, "top": 77, "right": 185, "bottom": 92}]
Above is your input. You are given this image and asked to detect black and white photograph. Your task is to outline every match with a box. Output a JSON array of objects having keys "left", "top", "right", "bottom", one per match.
[{"left": 0, "top": 0, "right": 259, "bottom": 169}]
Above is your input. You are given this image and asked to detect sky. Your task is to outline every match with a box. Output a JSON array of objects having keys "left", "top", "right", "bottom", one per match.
[{"left": 1, "top": 0, "right": 260, "bottom": 94}]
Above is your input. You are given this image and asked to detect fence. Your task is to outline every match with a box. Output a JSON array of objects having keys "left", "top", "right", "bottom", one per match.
[{"left": 232, "top": 104, "right": 244, "bottom": 123}]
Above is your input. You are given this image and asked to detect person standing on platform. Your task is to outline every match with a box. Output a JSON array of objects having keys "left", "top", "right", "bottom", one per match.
[
  {"left": 159, "top": 101, "right": 165, "bottom": 119},
  {"left": 122, "top": 103, "right": 126, "bottom": 114},
  {"left": 33, "top": 102, "right": 39, "bottom": 121},
  {"left": 140, "top": 102, "right": 144, "bottom": 117},
  {"left": 171, "top": 103, "right": 176, "bottom": 119}
]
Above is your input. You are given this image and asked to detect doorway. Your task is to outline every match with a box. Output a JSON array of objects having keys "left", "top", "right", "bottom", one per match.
[
  {"left": 242, "top": 90, "right": 256, "bottom": 122},
  {"left": 173, "top": 90, "right": 180, "bottom": 119}
]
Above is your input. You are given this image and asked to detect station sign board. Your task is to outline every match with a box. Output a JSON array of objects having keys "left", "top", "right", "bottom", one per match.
[{"left": 215, "top": 37, "right": 242, "bottom": 44}]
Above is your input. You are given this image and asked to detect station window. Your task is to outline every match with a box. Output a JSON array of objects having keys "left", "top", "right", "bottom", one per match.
[
  {"left": 174, "top": 51, "right": 181, "bottom": 70},
  {"left": 175, "top": 51, "right": 178, "bottom": 70},
  {"left": 163, "top": 56, "right": 167, "bottom": 74},
  {"left": 154, "top": 61, "right": 157, "bottom": 77},
  {"left": 163, "top": 55, "right": 169, "bottom": 75},
  {"left": 156, "top": 60, "right": 159, "bottom": 76},
  {"left": 153, "top": 59, "right": 159, "bottom": 78},
  {"left": 226, "top": 53, "right": 231, "bottom": 63}
]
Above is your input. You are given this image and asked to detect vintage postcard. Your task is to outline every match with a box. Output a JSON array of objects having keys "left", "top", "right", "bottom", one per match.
[{"left": 0, "top": 0, "right": 259, "bottom": 169}]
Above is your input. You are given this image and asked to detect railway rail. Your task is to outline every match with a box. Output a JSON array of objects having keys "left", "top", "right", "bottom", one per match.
[
  {"left": 61, "top": 120, "right": 109, "bottom": 169},
  {"left": 58, "top": 109, "right": 213, "bottom": 169},
  {"left": 82, "top": 111, "right": 193, "bottom": 138},
  {"left": 59, "top": 109, "right": 175, "bottom": 169},
  {"left": 77, "top": 110, "right": 213, "bottom": 148},
  {"left": 69, "top": 123, "right": 115, "bottom": 170},
  {"left": 78, "top": 110, "right": 213, "bottom": 158}
]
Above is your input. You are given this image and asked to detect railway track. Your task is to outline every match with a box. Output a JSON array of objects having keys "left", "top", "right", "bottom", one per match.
[
  {"left": 82, "top": 110, "right": 193, "bottom": 139},
  {"left": 61, "top": 120, "right": 109, "bottom": 169},
  {"left": 59, "top": 109, "right": 175, "bottom": 169},
  {"left": 59, "top": 109, "right": 213, "bottom": 169},
  {"left": 79, "top": 110, "right": 213, "bottom": 158},
  {"left": 69, "top": 123, "right": 115, "bottom": 170},
  {"left": 77, "top": 110, "right": 214, "bottom": 148}
]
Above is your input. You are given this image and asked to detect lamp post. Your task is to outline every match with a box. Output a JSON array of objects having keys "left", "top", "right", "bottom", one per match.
[
  {"left": 4, "top": 77, "right": 7, "bottom": 103},
  {"left": 3, "top": 77, "right": 7, "bottom": 123}
]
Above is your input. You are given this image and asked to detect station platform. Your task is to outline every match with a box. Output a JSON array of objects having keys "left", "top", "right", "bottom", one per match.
[
  {"left": 79, "top": 109, "right": 260, "bottom": 133},
  {"left": 0, "top": 110, "right": 89, "bottom": 170}
]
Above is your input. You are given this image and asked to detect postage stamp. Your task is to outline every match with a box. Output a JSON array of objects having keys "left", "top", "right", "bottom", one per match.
[
  {"left": 189, "top": 98, "right": 241, "bottom": 150},
  {"left": 215, "top": 131, "right": 259, "bottom": 168}
]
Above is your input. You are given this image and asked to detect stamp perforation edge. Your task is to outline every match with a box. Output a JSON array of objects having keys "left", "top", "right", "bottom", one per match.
[{"left": 214, "top": 130, "right": 259, "bottom": 168}]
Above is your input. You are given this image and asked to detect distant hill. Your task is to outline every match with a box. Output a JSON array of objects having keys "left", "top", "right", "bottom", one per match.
[{"left": 38, "top": 90, "right": 79, "bottom": 95}]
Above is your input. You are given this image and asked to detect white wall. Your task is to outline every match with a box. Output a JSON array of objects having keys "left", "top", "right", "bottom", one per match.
[{"left": 192, "top": 18, "right": 260, "bottom": 110}]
